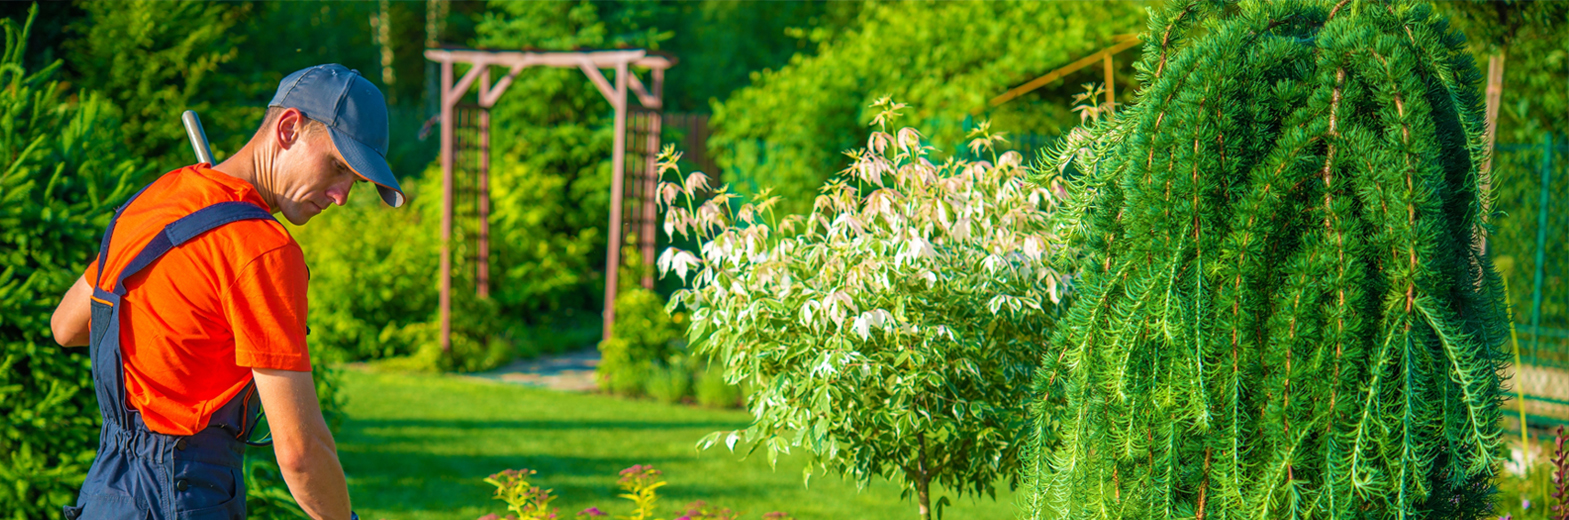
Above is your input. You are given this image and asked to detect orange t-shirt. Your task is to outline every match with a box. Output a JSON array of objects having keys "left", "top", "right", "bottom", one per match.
[{"left": 83, "top": 165, "right": 311, "bottom": 436}]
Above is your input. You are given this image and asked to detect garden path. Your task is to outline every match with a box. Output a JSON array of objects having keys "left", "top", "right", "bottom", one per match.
[{"left": 467, "top": 346, "right": 600, "bottom": 392}]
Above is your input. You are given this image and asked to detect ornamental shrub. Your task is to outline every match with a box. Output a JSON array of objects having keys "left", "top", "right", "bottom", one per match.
[
  {"left": 1019, "top": 2, "right": 1508, "bottom": 519},
  {"left": 597, "top": 286, "right": 687, "bottom": 397},
  {"left": 663, "top": 99, "right": 1064, "bottom": 519}
]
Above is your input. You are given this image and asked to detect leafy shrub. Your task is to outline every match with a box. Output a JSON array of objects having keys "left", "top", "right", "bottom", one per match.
[
  {"left": 644, "top": 359, "right": 692, "bottom": 406},
  {"left": 597, "top": 286, "right": 687, "bottom": 396},
  {"left": 693, "top": 363, "right": 743, "bottom": 409},
  {"left": 664, "top": 99, "right": 1063, "bottom": 518},
  {"left": 1019, "top": 2, "right": 1508, "bottom": 518},
  {"left": 291, "top": 162, "right": 517, "bottom": 373},
  {"left": 287, "top": 172, "right": 439, "bottom": 364}
]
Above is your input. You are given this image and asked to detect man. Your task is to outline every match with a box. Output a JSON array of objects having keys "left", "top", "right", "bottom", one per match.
[{"left": 49, "top": 64, "right": 403, "bottom": 520}]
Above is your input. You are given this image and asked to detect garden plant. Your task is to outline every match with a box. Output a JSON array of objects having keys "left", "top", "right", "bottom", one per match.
[
  {"left": 474, "top": 465, "right": 790, "bottom": 520},
  {"left": 1019, "top": 1, "right": 1509, "bottom": 518},
  {"left": 659, "top": 98, "right": 1064, "bottom": 519}
]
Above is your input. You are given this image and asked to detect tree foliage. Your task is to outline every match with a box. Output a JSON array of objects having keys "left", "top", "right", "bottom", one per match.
[
  {"left": 665, "top": 99, "right": 1063, "bottom": 519},
  {"left": 1020, "top": 1, "right": 1509, "bottom": 518},
  {"left": 708, "top": 1, "right": 1144, "bottom": 216}
]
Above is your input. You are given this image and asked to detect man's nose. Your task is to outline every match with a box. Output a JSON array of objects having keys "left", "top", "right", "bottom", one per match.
[{"left": 327, "top": 182, "right": 353, "bottom": 206}]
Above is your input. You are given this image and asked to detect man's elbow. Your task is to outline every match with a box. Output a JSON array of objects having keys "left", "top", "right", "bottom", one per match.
[
  {"left": 50, "top": 312, "right": 83, "bottom": 347},
  {"left": 273, "top": 435, "right": 333, "bottom": 476},
  {"left": 274, "top": 441, "right": 312, "bottom": 475}
]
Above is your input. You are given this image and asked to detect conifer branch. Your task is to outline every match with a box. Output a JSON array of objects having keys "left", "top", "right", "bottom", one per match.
[{"left": 1022, "top": 1, "right": 1504, "bottom": 518}]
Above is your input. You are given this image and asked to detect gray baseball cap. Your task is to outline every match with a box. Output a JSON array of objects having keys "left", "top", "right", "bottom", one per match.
[{"left": 269, "top": 64, "right": 406, "bottom": 208}]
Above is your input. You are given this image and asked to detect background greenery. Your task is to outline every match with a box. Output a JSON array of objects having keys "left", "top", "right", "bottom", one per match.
[{"left": 1, "top": 0, "right": 1567, "bottom": 518}]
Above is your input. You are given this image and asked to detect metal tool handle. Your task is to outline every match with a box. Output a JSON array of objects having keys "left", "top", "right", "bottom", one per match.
[{"left": 181, "top": 110, "right": 215, "bottom": 165}]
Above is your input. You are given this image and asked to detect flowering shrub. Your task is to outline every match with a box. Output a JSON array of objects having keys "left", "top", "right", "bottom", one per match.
[
  {"left": 481, "top": 469, "right": 558, "bottom": 520},
  {"left": 617, "top": 465, "right": 665, "bottom": 520},
  {"left": 476, "top": 466, "right": 788, "bottom": 520},
  {"left": 658, "top": 98, "right": 1064, "bottom": 519}
]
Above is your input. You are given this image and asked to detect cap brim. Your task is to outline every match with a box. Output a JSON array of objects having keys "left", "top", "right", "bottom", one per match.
[{"left": 329, "top": 128, "right": 406, "bottom": 208}]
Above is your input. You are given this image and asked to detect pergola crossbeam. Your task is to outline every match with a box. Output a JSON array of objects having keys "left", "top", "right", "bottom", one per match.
[
  {"left": 578, "top": 60, "right": 622, "bottom": 109},
  {"left": 627, "top": 72, "right": 660, "bottom": 110},
  {"left": 983, "top": 34, "right": 1142, "bottom": 112}
]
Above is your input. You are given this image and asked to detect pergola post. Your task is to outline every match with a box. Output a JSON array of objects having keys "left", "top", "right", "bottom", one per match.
[
  {"left": 603, "top": 60, "right": 630, "bottom": 341},
  {"left": 426, "top": 48, "right": 674, "bottom": 352},
  {"left": 439, "top": 59, "right": 454, "bottom": 353}
]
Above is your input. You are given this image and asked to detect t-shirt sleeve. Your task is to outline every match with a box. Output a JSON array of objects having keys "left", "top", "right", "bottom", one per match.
[
  {"left": 83, "top": 255, "right": 100, "bottom": 289},
  {"left": 222, "top": 243, "right": 312, "bottom": 371}
]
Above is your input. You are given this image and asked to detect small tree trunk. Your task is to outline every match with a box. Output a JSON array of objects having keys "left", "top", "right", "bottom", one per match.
[{"left": 915, "top": 433, "right": 931, "bottom": 520}]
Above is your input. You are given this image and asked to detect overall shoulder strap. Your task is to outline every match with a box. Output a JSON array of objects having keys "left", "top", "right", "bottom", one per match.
[
  {"left": 109, "top": 201, "right": 277, "bottom": 296},
  {"left": 93, "top": 182, "right": 156, "bottom": 289}
]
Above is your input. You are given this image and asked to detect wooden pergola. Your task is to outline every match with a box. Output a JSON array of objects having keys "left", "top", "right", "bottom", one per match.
[
  {"left": 981, "top": 34, "right": 1142, "bottom": 113},
  {"left": 425, "top": 47, "right": 674, "bottom": 352}
]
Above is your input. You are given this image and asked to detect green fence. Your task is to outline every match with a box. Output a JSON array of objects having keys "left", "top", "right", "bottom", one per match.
[{"left": 1493, "top": 134, "right": 1569, "bottom": 428}]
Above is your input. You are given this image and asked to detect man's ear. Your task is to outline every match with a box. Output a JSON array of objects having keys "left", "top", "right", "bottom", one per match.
[{"left": 274, "top": 108, "right": 306, "bottom": 149}]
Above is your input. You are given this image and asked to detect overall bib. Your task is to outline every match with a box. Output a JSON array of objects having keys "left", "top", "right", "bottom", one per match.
[{"left": 65, "top": 189, "right": 277, "bottom": 520}]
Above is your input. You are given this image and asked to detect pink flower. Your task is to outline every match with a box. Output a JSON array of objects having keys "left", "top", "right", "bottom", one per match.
[
  {"left": 577, "top": 507, "right": 608, "bottom": 517},
  {"left": 477, "top": 515, "right": 500, "bottom": 520}
]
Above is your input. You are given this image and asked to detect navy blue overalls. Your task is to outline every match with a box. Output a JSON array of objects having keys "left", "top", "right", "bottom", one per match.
[{"left": 65, "top": 188, "right": 276, "bottom": 520}]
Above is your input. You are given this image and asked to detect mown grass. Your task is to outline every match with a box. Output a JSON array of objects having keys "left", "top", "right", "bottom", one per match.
[{"left": 336, "top": 369, "right": 1016, "bottom": 520}]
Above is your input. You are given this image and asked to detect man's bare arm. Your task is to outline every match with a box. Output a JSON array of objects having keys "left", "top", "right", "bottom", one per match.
[
  {"left": 51, "top": 275, "right": 92, "bottom": 347},
  {"left": 253, "top": 368, "right": 352, "bottom": 520}
]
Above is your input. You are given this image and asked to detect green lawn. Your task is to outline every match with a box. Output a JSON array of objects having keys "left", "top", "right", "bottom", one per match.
[{"left": 336, "top": 369, "right": 1016, "bottom": 520}]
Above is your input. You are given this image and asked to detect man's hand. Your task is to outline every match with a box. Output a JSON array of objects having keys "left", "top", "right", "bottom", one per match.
[
  {"left": 253, "top": 368, "right": 353, "bottom": 520},
  {"left": 51, "top": 275, "right": 93, "bottom": 347}
]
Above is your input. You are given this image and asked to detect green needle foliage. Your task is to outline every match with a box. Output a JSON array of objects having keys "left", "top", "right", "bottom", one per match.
[
  {"left": 0, "top": 8, "right": 144, "bottom": 517},
  {"left": 1020, "top": 1, "right": 1509, "bottom": 519}
]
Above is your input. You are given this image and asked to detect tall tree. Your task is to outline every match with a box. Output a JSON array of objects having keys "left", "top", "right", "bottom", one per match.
[{"left": 1020, "top": 1, "right": 1509, "bottom": 519}]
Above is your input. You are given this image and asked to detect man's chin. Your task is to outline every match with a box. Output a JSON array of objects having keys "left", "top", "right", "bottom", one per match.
[{"left": 281, "top": 207, "right": 315, "bottom": 226}]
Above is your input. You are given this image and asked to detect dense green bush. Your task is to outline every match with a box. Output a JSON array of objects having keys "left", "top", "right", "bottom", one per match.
[
  {"left": 709, "top": 1, "right": 1143, "bottom": 215},
  {"left": 287, "top": 175, "right": 439, "bottom": 363},
  {"left": 290, "top": 161, "right": 519, "bottom": 373},
  {"left": 0, "top": 11, "right": 144, "bottom": 518},
  {"left": 693, "top": 363, "right": 744, "bottom": 409},
  {"left": 1019, "top": 2, "right": 1507, "bottom": 518},
  {"left": 597, "top": 286, "right": 686, "bottom": 397}
]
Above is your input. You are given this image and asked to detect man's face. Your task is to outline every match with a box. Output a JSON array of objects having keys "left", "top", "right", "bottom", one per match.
[{"left": 271, "top": 110, "right": 360, "bottom": 225}]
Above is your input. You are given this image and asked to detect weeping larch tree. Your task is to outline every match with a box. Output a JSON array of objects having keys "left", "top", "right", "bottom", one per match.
[{"left": 1021, "top": 0, "right": 1509, "bottom": 518}]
